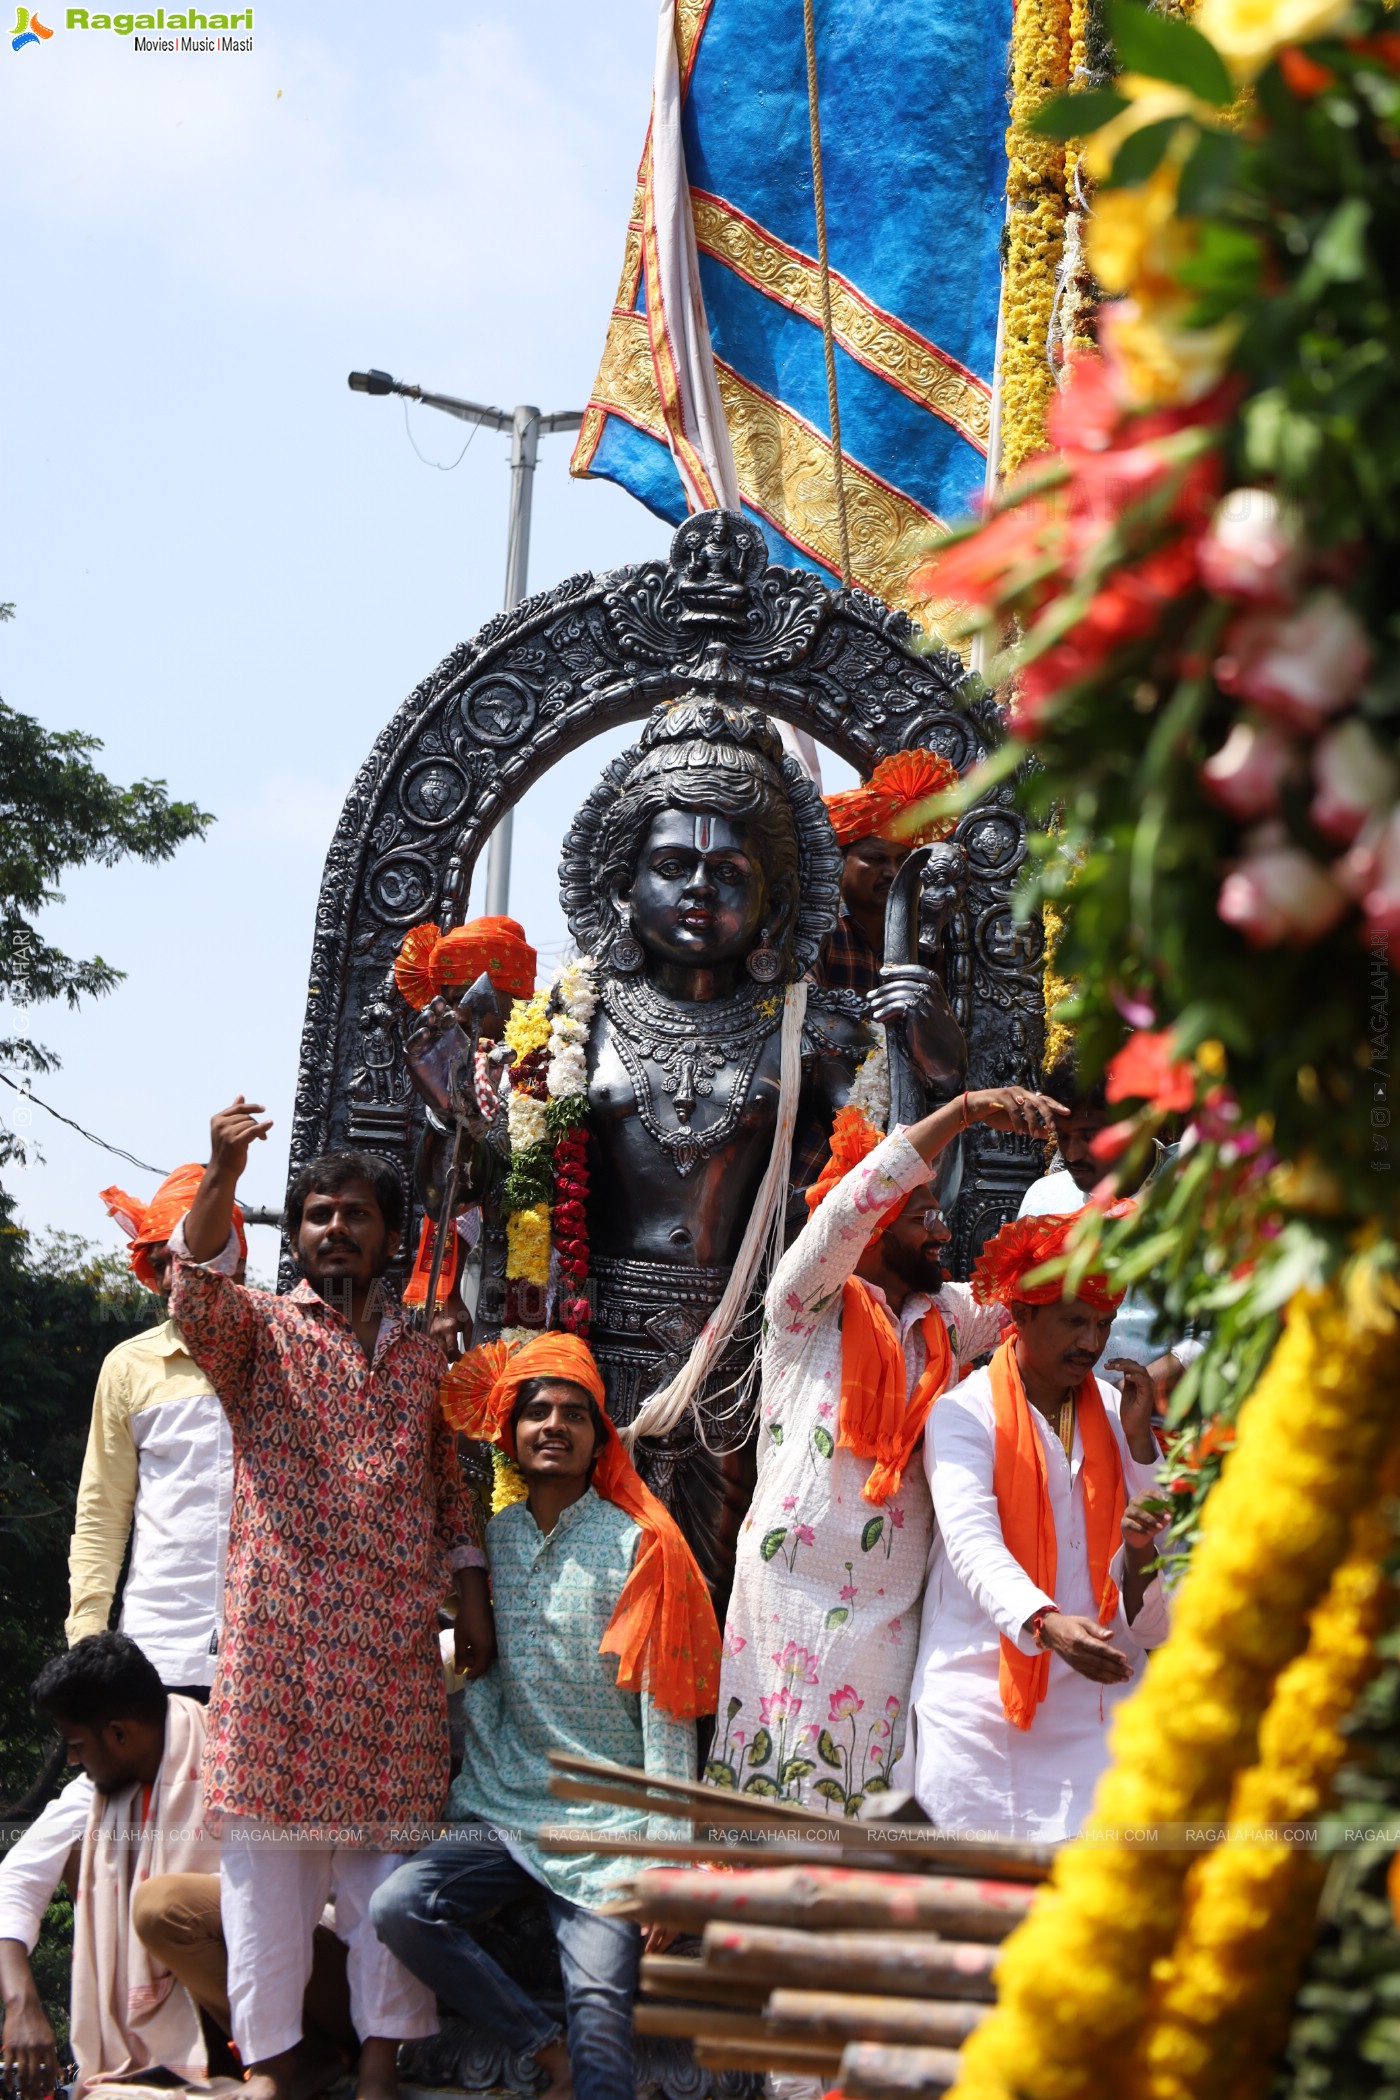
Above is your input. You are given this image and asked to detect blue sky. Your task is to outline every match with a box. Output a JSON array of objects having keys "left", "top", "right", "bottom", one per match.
[{"left": 0, "top": 0, "right": 858, "bottom": 1268}]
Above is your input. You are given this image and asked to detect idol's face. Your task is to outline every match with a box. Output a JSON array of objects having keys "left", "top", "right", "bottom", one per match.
[{"left": 625, "top": 811, "right": 769, "bottom": 972}]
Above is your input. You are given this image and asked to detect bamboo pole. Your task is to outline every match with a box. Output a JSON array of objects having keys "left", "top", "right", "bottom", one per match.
[
  {"left": 544, "top": 1763, "right": 1051, "bottom": 1881},
  {"left": 694, "top": 2043, "right": 849, "bottom": 2076},
  {"left": 840, "top": 2041, "right": 963, "bottom": 2099},
  {"left": 638, "top": 1955, "right": 771, "bottom": 2008},
  {"left": 613, "top": 1866, "right": 1035, "bottom": 1941},
  {"left": 700, "top": 1922, "right": 1000, "bottom": 1999},
  {"left": 767, "top": 1990, "right": 988, "bottom": 2048}
]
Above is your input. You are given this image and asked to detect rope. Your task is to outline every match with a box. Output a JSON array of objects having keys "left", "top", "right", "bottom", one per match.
[{"left": 801, "top": 0, "right": 852, "bottom": 588}]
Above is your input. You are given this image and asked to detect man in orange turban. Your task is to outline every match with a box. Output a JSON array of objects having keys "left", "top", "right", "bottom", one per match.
[
  {"left": 69, "top": 1170, "right": 247, "bottom": 1694},
  {"left": 893, "top": 1204, "right": 1171, "bottom": 1842},
  {"left": 717, "top": 1084, "right": 1063, "bottom": 1814},
  {"left": 815, "top": 748, "right": 961, "bottom": 996},
  {"left": 373, "top": 1332, "right": 719, "bottom": 2100}
]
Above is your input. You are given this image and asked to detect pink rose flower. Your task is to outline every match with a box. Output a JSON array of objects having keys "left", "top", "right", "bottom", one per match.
[
  {"left": 1218, "top": 830, "right": 1350, "bottom": 946},
  {"left": 840, "top": 1581, "right": 858, "bottom": 1602},
  {"left": 782, "top": 1495, "right": 799, "bottom": 1514},
  {"left": 1200, "top": 718, "right": 1298, "bottom": 822},
  {"left": 794, "top": 1524, "right": 816, "bottom": 1547},
  {"left": 1310, "top": 720, "right": 1400, "bottom": 845},
  {"left": 827, "top": 1684, "right": 864, "bottom": 1722},
  {"left": 1197, "top": 488, "right": 1303, "bottom": 604},
  {"left": 1214, "top": 592, "right": 1372, "bottom": 733},
  {"left": 1361, "top": 808, "right": 1400, "bottom": 966},
  {"left": 890, "top": 1507, "right": 906, "bottom": 1531}
]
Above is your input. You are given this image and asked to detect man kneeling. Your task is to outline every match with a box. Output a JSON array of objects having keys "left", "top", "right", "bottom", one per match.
[
  {"left": 0, "top": 1635, "right": 354, "bottom": 2098},
  {"left": 372, "top": 1334, "right": 720, "bottom": 2100}
]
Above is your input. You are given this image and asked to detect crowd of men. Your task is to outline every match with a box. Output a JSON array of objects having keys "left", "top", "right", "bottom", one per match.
[{"left": 0, "top": 756, "right": 1195, "bottom": 2100}]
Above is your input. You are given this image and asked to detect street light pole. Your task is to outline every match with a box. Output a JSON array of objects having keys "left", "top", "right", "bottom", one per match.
[{"left": 348, "top": 368, "right": 583, "bottom": 915}]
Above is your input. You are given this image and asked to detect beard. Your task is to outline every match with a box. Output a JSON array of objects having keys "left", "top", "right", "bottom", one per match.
[{"left": 884, "top": 1237, "right": 946, "bottom": 1296}]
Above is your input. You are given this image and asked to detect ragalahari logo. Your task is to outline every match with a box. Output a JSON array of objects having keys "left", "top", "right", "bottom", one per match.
[{"left": 11, "top": 6, "right": 54, "bottom": 46}]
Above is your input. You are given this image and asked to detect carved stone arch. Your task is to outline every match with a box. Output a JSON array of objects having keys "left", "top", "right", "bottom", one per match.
[{"left": 287, "top": 511, "right": 1043, "bottom": 1280}]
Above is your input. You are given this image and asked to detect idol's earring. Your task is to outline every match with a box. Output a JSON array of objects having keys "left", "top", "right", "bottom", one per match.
[
  {"left": 611, "top": 900, "right": 644, "bottom": 975},
  {"left": 746, "top": 928, "right": 782, "bottom": 983}
]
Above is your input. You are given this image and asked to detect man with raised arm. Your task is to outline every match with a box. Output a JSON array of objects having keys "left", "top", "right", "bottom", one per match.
[
  {"left": 895, "top": 1208, "right": 1171, "bottom": 1840},
  {"left": 167, "top": 1100, "right": 496, "bottom": 2100},
  {"left": 716, "top": 1083, "right": 1066, "bottom": 1813}
]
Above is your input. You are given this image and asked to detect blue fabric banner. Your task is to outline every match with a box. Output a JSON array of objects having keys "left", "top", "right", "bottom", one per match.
[{"left": 572, "top": 0, "right": 1012, "bottom": 616}]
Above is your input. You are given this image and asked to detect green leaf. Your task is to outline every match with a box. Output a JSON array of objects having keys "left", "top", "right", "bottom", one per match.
[
  {"left": 1175, "top": 125, "right": 1240, "bottom": 216},
  {"left": 780, "top": 1757, "right": 816, "bottom": 1785},
  {"left": 863, "top": 1777, "right": 889, "bottom": 1796},
  {"left": 817, "top": 1727, "right": 843, "bottom": 1769},
  {"left": 846, "top": 1792, "right": 866, "bottom": 1815},
  {"left": 742, "top": 1775, "right": 783, "bottom": 1797},
  {"left": 760, "top": 1526, "right": 788, "bottom": 1563},
  {"left": 767, "top": 1423, "right": 784, "bottom": 1444},
  {"left": 1101, "top": 116, "right": 1182, "bottom": 189},
  {"left": 860, "top": 1515, "right": 886, "bottom": 1553},
  {"left": 814, "top": 1778, "right": 848, "bottom": 1805},
  {"left": 1299, "top": 195, "right": 1372, "bottom": 296},
  {"left": 812, "top": 1425, "right": 835, "bottom": 1459},
  {"left": 748, "top": 1727, "right": 773, "bottom": 1769},
  {"left": 1104, "top": 0, "right": 1232, "bottom": 104},
  {"left": 1027, "top": 85, "right": 1130, "bottom": 137},
  {"left": 703, "top": 1760, "right": 737, "bottom": 1789},
  {"left": 824, "top": 1605, "right": 850, "bottom": 1630}
]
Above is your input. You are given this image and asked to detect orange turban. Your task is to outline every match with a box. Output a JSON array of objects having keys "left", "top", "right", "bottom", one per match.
[
  {"left": 394, "top": 916, "right": 537, "bottom": 1010},
  {"left": 805, "top": 1104, "right": 904, "bottom": 1244},
  {"left": 824, "top": 748, "right": 959, "bottom": 849},
  {"left": 101, "top": 1164, "right": 247, "bottom": 1292},
  {"left": 971, "top": 1206, "right": 1131, "bottom": 1317},
  {"left": 440, "top": 1332, "right": 722, "bottom": 1721}
]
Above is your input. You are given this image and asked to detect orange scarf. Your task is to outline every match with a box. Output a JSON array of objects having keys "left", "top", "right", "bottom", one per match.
[
  {"left": 836, "top": 1281, "right": 954, "bottom": 1505},
  {"left": 988, "top": 1337, "right": 1125, "bottom": 1732},
  {"left": 441, "top": 1333, "right": 721, "bottom": 1721}
]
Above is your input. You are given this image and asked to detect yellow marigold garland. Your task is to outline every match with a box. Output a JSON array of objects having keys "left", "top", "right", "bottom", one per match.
[
  {"left": 999, "top": 0, "right": 1074, "bottom": 475},
  {"left": 1129, "top": 1466, "right": 1399, "bottom": 2100},
  {"left": 1041, "top": 898, "right": 1076, "bottom": 1071},
  {"left": 505, "top": 1201, "right": 552, "bottom": 1290},
  {"left": 946, "top": 1283, "right": 1400, "bottom": 2100},
  {"left": 490, "top": 1445, "right": 529, "bottom": 1514}
]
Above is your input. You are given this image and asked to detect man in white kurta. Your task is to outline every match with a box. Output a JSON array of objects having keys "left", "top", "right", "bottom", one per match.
[
  {"left": 895, "top": 1218, "right": 1169, "bottom": 1840},
  {"left": 714, "top": 1086, "right": 1063, "bottom": 1813}
]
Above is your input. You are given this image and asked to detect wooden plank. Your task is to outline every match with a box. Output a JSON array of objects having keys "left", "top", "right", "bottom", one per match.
[
  {"left": 766, "top": 1990, "right": 988, "bottom": 2047},
  {"left": 540, "top": 1829, "right": 933, "bottom": 1874},
  {"left": 636, "top": 2006, "right": 840, "bottom": 2068},
  {"left": 701, "top": 1922, "right": 999, "bottom": 2000},
  {"left": 617, "top": 1866, "right": 1033, "bottom": 1942},
  {"left": 841, "top": 2043, "right": 963, "bottom": 2099}
]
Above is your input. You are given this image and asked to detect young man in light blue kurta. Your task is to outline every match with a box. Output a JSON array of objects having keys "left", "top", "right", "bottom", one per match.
[{"left": 371, "top": 1334, "right": 719, "bottom": 2100}]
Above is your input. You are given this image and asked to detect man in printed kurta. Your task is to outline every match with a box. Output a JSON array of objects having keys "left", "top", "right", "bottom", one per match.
[
  {"left": 716, "top": 1084, "right": 1063, "bottom": 1813},
  {"left": 170, "top": 1097, "right": 494, "bottom": 2100},
  {"left": 894, "top": 1208, "right": 1170, "bottom": 1840},
  {"left": 373, "top": 1332, "right": 719, "bottom": 2100}
]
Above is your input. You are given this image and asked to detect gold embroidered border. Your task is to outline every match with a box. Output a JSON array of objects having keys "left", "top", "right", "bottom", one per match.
[
  {"left": 674, "top": 0, "right": 714, "bottom": 86},
  {"left": 575, "top": 309, "right": 964, "bottom": 635},
  {"left": 691, "top": 191, "right": 992, "bottom": 454}
]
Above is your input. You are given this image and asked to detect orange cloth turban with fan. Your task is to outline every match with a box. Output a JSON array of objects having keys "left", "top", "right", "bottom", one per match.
[
  {"left": 971, "top": 1205, "right": 1131, "bottom": 1317},
  {"left": 395, "top": 916, "right": 537, "bottom": 1010},
  {"left": 824, "top": 748, "right": 959, "bottom": 849},
  {"left": 101, "top": 1164, "right": 247, "bottom": 1292},
  {"left": 440, "top": 1332, "right": 721, "bottom": 1721}
]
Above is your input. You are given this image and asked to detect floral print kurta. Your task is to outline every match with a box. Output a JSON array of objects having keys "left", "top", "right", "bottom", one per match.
[
  {"left": 714, "top": 1130, "right": 1005, "bottom": 1813},
  {"left": 169, "top": 1263, "right": 482, "bottom": 1835}
]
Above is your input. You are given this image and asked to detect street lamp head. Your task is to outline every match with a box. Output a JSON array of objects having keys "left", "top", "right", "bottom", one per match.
[{"left": 348, "top": 368, "right": 395, "bottom": 396}]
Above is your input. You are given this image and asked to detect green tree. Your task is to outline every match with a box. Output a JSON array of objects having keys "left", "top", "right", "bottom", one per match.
[
  {"left": 0, "top": 666, "right": 212, "bottom": 1165},
  {"left": 0, "top": 1208, "right": 154, "bottom": 1801}
]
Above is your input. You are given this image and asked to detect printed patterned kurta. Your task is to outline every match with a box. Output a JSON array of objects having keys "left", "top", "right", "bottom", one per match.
[
  {"left": 452, "top": 1490, "right": 695, "bottom": 1909},
  {"left": 715, "top": 1129, "right": 1005, "bottom": 1813},
  {"left": 169, "top": 1263, "right": 482, "bottom": 1835}
]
